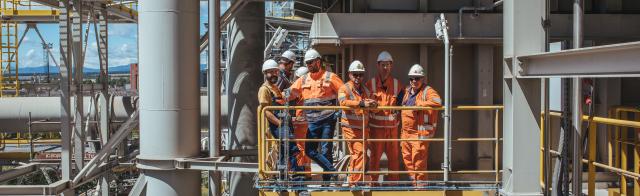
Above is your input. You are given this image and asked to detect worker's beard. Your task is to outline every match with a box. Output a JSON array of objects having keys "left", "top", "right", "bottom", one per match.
[
  {"left": 267, "top": 75, "right": 278, "bottom": 84},
  {"left": 308, "top": 63, "right": 320, "bottom": 73}
]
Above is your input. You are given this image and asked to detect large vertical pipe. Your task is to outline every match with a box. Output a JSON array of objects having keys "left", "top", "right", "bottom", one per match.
[
  {"left": 543, "top": 0, "right": 552, "bottom": 194},
  {"left": 226, "top": 1, "right": 264, "bottom": 195},
  {"left": 572, "top": 0, "right": 583, "bottom": 194},
  {"left": 138, "top": 0, "right": 201, "bottom": 195},
  {"left": 208, "top": 0, "right": 222, "bottom": 195}
]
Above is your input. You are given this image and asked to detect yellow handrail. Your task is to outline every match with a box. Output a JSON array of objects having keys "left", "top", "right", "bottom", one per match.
[
  {"left": 257, "top": 105, "right": 503, "bottom": 186},
  {"left": 542, "top": 109, "right": 640, "bottom": 195}
]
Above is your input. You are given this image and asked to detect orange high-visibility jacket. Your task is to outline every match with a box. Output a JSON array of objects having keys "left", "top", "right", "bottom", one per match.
[
  {"left": 338, "top": 81, "right": 372, "bottom": 131},
  {"left": 288, "top": 69, "right": 344, "bottom": 122},
  {"left": 401, "top": 85, "right": 442, "bottom": 137},
  {"left": 366, "top": 76, "right": 403, "bottom": 128}
]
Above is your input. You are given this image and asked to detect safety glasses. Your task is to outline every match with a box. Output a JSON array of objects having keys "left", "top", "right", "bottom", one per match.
[
  {"left": 408, "top": 77, "right": 421, "bottom": 82},
  {"left": 352, "top": 73, "right": 364, "bottom": 77},
  {"left": 305, "top": 59, "right": 316, "bottom": 65},
  {"left": 379, "top": 62, "right": 392, "bottom": 67}
]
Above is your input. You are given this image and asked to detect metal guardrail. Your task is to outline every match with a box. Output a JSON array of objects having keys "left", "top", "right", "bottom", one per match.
[
  {"left": 541, "top": 108, "right": 640, "bottom": 195},
  {"left": 257, "top": 105, "right": 503, "bottom": 190}
]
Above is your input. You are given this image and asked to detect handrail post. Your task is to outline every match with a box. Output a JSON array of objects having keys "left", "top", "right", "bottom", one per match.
[
  {"left": 588, "top": 120, "right": 596, "bottom": 195},
  {"left": 621, "top": 111, "right": 628, "bottom": 195}
]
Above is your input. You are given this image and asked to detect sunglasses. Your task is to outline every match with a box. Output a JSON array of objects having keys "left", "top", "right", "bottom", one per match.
[
  {"left": 379, "top": 62, "right": 392, "bottom": 67},
  {"left": 305, "top": 59, "right": 316, "bottom": 65},
  {"left": 352, "top": 73, "right": 364, "bottom": 77},
  {"left": 409, "top": 77, "right": 421, "bottom": 81}
]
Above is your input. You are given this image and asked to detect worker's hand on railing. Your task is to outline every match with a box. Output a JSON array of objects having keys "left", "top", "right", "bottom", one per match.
[{"left": 363, "top": 99, "right": 377, "bottom": 108}]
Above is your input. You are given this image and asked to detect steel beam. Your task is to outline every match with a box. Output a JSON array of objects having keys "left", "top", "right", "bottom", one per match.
[
  {"left": 0, "top": 180, "right": 69, "bottom": 196},
  {"left": 58, "top": 1, "right": 73, "bottom": 190},
  {"left": 71, "top": 0, "right": 86, "bottom": 172},
  {"left": 0, "top": 163, "right": 39, "bottom": 183},
  {"left": 128, "top": 174, "right": 147, "bottom": 196},
  {"left": 176, "top": 158, "right": 259, "bottom": 173},
  {"left": 502, "top": 0, "right": 544, "bottom": 195},
  {"left": 516, "top": 41, "right": 640, "bottom": 78}
]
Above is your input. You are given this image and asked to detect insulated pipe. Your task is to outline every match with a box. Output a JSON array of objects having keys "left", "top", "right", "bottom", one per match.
[
  {"left": 138, "top": 0, "right": 201, "bottom": 195},
  {"left": 0, "top": 96, "right": 227, "bottom": 133},
  {"left": 571, "top": 0, "right": 584, "bottom": 194}
]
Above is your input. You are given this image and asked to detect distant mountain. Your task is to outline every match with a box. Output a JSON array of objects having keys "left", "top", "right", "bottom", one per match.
[{"left": 15, "top": 64, "right": 208, "bottom": 76}]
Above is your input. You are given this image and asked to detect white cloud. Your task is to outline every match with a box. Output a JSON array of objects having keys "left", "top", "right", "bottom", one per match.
[{"left": 25, "top": 49, "right": 35, "bottom": 58}]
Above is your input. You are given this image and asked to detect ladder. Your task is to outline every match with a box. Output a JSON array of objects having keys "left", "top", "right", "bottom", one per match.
[{"left": 0, "top": 0, "right": 20, "bottom": 97}]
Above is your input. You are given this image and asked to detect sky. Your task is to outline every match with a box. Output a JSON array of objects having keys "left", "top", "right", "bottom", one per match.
[{"left": 17, "top": 1, "right": 231, "bottom": 69}]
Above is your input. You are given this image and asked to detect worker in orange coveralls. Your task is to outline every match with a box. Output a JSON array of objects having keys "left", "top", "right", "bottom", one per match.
[
  {"left": 338, "top": 60, "right": 377, "bottom": 185},
  {"left": 287, "top": 49, "right": 344, "bottom": 182},
  {"left": 366, "top": 51, "right": 403, "bottom": 184},
  {"left": 291, "top": 66, "right": 311, "bottom": 178},
  {"left": 399, "top": 64, "right": 442, "bottom": 186}
]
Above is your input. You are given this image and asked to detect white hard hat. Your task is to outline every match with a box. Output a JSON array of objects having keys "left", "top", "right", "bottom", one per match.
[
  {"left": 294, "top": 66, "right": 309, "bottom": 77},
  {"left": 377, "top": 51, "right": 393, "bottom": 62},
  {"left": 304, "top": 49, "right": 321, "bottom": 62},
  {"left": 408, "top": 64, "right": 425, "bottom": 77},
  {"left": 261, "top": 59, "right": 279, "bottom": 72},
  {"left": 281, "top": 50, "right": 296, "bottom": 62},
  {"left": 348, "top": 60, "right": 366, "bottom": 73}
]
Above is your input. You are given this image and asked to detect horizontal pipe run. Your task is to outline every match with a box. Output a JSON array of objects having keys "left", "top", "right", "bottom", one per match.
[{"left": 0, "top": 96, "right": 228, "bottom": 133}]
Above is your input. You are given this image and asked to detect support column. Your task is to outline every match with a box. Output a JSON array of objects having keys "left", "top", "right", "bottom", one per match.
[
  {"left": 138, "top": 0, "right": 201, "bottom": 195},
  {"left": 58, "top": 0, "right": 73, "bottom": 187},
  {"left": 475, "top": 44, "right": 494, "bottom": 169},
  {"left": 70, "top": 0, "right": 85, "bottom": 171},
  {"left": 95, "top": 8, "right": 110, "bottom": 196},
  {"left": 226, "top": 1, "right": 264, "bottom": 195},
  {"left": 208, "top": 0, "right": 222, "bottom": 195},
  {"left": 502, "top": 0, "right": 544, "bottom": 195}
]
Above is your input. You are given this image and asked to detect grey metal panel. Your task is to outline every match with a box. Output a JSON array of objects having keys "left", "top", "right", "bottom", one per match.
[
  {"left": 367, "top": 0, "right": 419, "bottom": 11},
  {"left": 517, "top": 41, "right": 640, "bottom": 78},
  {"left": 309, "top": 13, "right": 640, "bottom": 45}
]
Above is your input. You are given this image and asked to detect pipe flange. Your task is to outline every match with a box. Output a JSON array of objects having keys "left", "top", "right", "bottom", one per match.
[{"left": 136, "top": 157, "right": 177, "bottom": 171}]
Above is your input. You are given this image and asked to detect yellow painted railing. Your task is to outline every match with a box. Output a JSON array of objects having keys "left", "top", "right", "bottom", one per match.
[
  {"left": 541, "top": 108, "right": 640, "bottom": 195},
  {"left": 257, "top": 105, "right": 503, "bottom": 187}
]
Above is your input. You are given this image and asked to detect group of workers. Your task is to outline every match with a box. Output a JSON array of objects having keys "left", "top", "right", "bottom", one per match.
[{"left": 258, "top": 49, "right": 442, "bottom": 186}]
